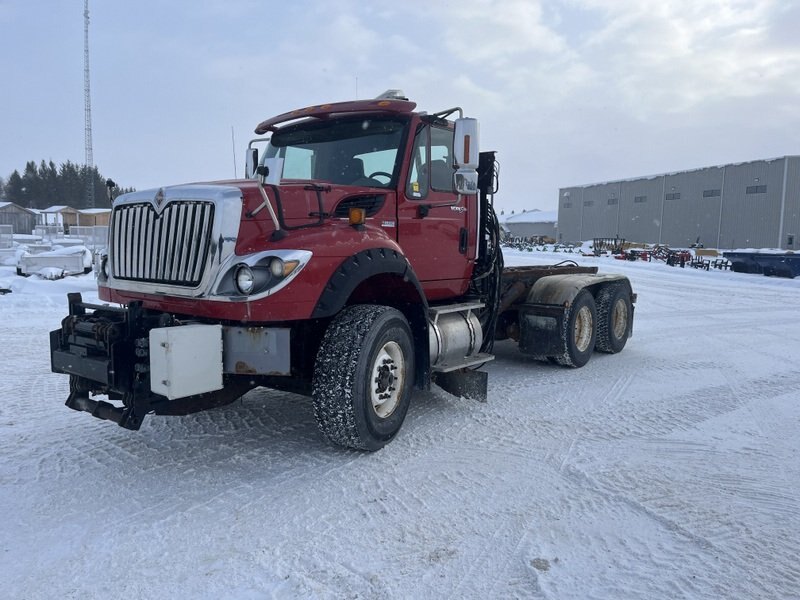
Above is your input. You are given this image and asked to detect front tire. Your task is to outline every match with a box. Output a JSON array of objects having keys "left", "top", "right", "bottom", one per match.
[
  {"left": 555, "top": 290, "right": 596, "bottom": 368},
  {"left": 312, "top": 305, "right": 415, "bottom": 451}
]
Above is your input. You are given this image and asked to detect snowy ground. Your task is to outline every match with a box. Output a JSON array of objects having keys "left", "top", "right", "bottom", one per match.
[{"left": 1, "top": 250, "right": 799, "bottom": 599}]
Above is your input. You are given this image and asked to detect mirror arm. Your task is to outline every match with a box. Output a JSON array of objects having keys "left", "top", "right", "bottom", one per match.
[{"left": 246, "top": 167, "right": 287, "bottom": 240}]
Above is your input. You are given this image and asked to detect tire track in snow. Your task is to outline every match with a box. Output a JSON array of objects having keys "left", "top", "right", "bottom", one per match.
[
  {"left": 541, "top": 462, "right": 785, "bottom": 599},
  {"left": 554, "top": 365, "right": 800, "bottom": 600},
  {"left": 559, "top": 442, "right": 800, "bottom": 599}
]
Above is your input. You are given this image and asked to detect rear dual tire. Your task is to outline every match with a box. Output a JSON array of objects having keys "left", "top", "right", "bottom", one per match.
[
  {"left": 555, "top": 290, "right": 597, "bottom": 368},
  {"left": 595, "top": 284, "right": 632, "bottom": 354},
  {"left": 555, "top": 285, "right": 632, "bottom": 367}
]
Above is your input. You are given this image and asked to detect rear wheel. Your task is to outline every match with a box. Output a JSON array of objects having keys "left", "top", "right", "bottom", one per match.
[
  {"left": 595, "top": 284, "right": 632, "bottom": 353},
  {"left": 312, "top": 305, "right": 414, "bottom": 451},
  {"left": 556, "top": 290, "right": 596, "bottom": 368}
]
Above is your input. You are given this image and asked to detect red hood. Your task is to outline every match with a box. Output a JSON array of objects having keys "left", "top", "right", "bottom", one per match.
[{"left": 202, "top": 179, "right": 396, "bottom": 256}]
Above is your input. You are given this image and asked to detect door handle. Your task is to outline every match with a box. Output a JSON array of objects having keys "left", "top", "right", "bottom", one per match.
[{"left": 459, "top": 227, "right": 468, "bottom": 254}]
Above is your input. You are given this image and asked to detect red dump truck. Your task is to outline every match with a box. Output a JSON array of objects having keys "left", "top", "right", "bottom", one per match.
[{"left": 50, "top": 91, "right": 635, "bottom": 450}]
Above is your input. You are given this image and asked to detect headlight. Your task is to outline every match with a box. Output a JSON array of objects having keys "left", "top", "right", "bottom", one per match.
[
  {"left": 234, "top": 264, "right": 255, "bottom": 295},
  {"left": 212, "top": 250, "right": 312, "bottom": 300},
  {"left": 269, "top": 258, "right": 284, "bottom": 278}
]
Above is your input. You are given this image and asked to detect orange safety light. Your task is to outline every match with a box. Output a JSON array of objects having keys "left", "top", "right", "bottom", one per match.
[{"left": 349, "top": 207, "right": 367, "bottom": 226}]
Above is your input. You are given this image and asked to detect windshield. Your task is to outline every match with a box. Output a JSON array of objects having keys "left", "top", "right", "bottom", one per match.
[{"left": 264, "top": 116, "right": 408, "bottom": 188}]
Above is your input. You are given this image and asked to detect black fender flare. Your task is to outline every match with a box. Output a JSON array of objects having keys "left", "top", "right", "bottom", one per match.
[
  {"left": 312, "top": 247, "right": 427, "bottom": 318},
  {"left": 311, "top": 247, "right": 431, "bottom": 389}
]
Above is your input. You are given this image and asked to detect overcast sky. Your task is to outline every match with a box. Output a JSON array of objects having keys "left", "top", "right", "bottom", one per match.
[{"left": 1, "top": 0, "right": 798, "bottom": 213}]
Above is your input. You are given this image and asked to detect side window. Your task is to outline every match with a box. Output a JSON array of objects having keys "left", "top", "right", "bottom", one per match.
[
  {"left": 405, "top": 126, "right": 428, "bottom": 199},
  {"left": 430, "top": 127, "right": 455, "bottom": 192}
]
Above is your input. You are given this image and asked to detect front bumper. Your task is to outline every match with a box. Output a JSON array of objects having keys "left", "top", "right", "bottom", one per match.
[{"left": 50, "top": 293, "right": 290, "bottom": 430}]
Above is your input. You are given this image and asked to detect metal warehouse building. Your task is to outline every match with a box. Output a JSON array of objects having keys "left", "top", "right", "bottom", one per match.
[
  {"left": 558, "top": 156, "right": 800, "bottom": 250},
  {"left": 502, "top": 209, "right": 558, "bottom": 240}
]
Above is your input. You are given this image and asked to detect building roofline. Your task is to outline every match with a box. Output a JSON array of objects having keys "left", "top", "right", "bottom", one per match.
[
  {"left": 503, "top": 208, "right": 559, "bottom": 224},
  {"left": 42, "top": 205, "right": 78, "bottom": 213},
  {"left": 561, "top": 155, "right": 800, "bottom": 191},
  {"left": 0, "top": 201, "right": 38, "bottom": 215}
]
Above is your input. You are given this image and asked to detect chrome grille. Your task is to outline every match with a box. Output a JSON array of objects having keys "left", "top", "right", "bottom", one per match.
[{"left": 111, "top": 201, "right": 215, "bottom": 286}]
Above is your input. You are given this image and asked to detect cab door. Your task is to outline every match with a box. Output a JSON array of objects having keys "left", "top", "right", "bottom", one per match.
[{"left": 397, "top": 124, "right": 475, "bottom": 298}]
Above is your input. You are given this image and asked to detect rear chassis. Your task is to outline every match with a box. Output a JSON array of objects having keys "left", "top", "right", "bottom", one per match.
[{"left": 495, "top": 265, "right": 633, "bottom": 349}]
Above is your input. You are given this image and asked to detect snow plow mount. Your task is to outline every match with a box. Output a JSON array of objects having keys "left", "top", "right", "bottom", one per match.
[
  {"left": 50, "top": 293, "right": 169, "bottom": 430},
  {"left": 66, "top": 374, "right": 145, "bottom": 430},
  {"left": 51, "top": 294, "right": 258, "bottom": 429}
]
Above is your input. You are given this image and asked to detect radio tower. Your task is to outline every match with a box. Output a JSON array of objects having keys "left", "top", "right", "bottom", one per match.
[{"left": 83, "top": 0, "right": 94, "bottom": 207}]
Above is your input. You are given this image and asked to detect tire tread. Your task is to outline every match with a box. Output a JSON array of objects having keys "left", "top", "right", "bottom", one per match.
[{"left": 312, "top": 305, "right": 411, "bottom": 450}]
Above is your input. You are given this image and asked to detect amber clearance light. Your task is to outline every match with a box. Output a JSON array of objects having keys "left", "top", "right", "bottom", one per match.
[{"left": 349, "top": 207, "right": 366, "bottom": 226}]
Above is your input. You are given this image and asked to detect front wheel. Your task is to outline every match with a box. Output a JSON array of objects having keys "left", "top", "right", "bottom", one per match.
[
  {"left": 555, "top": 290, "right": 597, "bottom": 368},
  {"left": 312, "top": 305, "right": 415, "bottom": 451}
]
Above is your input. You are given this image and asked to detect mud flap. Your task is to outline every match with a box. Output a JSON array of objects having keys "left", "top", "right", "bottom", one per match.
[
  {"left": 518, "top": 304, "right": 567, "bottom": 358},
  {"left": 433, "top": 369, "right": 488, "bottom": 402}
]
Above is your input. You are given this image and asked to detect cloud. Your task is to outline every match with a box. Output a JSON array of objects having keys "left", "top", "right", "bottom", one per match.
[
  {"left": 567, "top": 0, "right": 800, "bottom": 115},
  {"left": 442, "top": 0, "right": 569, "bottom": 64},
  {"left": 175, "top": 0, "right": 800, "bottom": 207},
  {"left": 403, "top": 0, "right": 799, "bottom": 122}
]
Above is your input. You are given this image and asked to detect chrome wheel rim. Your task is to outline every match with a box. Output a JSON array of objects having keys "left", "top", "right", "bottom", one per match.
[{"left": 370, "top": 341, "right": 405, "bottom": 418}]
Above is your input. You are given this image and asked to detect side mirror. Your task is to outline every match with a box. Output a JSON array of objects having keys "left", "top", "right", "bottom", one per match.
[
  {"left": 454, "top": 118, "right": 479, "bottom": 169},
  {"left": 105, "top": 178, "right": 117, "bottom": 203},
  {"left": 245, "top": 148, "right": 258, "bottom": 179},
  {"left": 454, "top": 169, "right": 479, "bottom": 195},
  {"left": 453, "top": 117, "right": 479, "bottom": 196}
]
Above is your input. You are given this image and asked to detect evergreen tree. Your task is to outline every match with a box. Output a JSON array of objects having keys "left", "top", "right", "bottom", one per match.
[
  {"left": 22, "top": 161, "right": 43, "bottom": 208},
  {"left": 2, "top": 161, "right": 133, "bottom": 209},
  {"left": 5, "top": 171, "right": 24, "bottom": 203},
  {"left": 59, "top": 161, "right": 83, "bottom": 207},
  {"left": 40, "top": 160, "right": 60, "bottom": 206}
]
